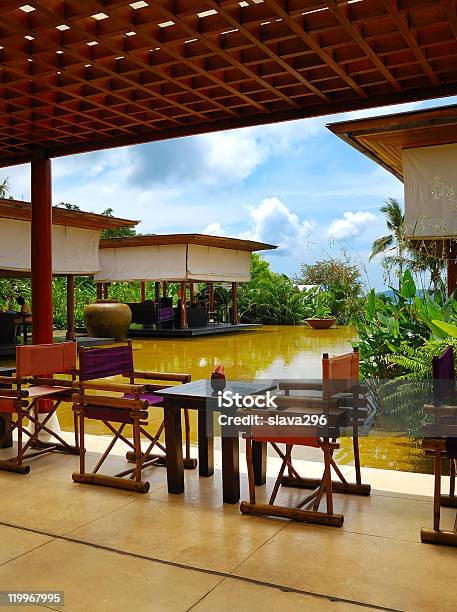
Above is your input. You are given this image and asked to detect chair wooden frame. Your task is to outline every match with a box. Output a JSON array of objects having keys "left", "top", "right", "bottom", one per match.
[
  {"left": 421, "top": 405, "right": 457, "bottom": 546},
  {"left": 71, "top": 387, "right": 153, "bottom": 493},
  {"left": 240, "top": 349, "right": 370, "bottom": 526},
  {"left": 0, "top": 342, "right": 79, "bottom": 474},
  {"left": 77, "top": 341, "right": 197, "bottom": 470}
]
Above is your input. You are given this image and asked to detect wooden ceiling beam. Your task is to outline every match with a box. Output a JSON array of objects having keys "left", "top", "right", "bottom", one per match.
[{"left": 324, "top": 0, "right": 402, "bottom": 92}]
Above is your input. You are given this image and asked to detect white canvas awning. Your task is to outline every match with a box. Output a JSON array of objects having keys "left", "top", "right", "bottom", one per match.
[
  {"left": 96, "top": 243, "right": 252, "bottom": 283},
  {"left": 0, "top": 218, "right": 100, "bottom": 274},
  {"left": 401, "top": 144, "right": 457, "bottom": 239}
]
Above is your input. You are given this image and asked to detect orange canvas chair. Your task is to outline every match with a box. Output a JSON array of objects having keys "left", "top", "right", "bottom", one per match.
[
  {"left": 240, "top": 349, "right": 370, "bottom": 525},
  {"left": 0, "top": 342, "right": 78, "bottom": 474}
]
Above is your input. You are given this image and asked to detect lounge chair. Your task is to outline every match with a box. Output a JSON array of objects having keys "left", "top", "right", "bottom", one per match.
[
  {"left": 0, "top": 342, "right": 78, "bottom": 474},
  {"left": 240, "top": 349, "right": 370, "bottom": 525}
]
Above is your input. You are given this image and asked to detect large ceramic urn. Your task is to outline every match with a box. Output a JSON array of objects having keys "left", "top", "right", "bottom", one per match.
[{"left": 84, "top": 300, "right": 132, "bottom": 341}]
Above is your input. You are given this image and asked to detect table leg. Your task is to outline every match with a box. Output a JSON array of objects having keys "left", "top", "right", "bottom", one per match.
[
  {"left": 252, "top": 440, "right": 267, "bottom": 485},
  {"left": 198, "top": 409, "right": 214, "bottom": 477},
  {"left": 222, "top": 435, "right": 240, "bottom": 504},
  {"left": 163, "top": 399, "right": 184, "bottom": 494}
]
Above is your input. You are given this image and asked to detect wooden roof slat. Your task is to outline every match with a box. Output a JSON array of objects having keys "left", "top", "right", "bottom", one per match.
[
  {"left": 384, "top": 0, "right": 440, "bottom": 86},
  {"left": 99, "top": 233, "right": 277, "bottom": 252},
  {"left": 0, "top": 197, "right": 138, "bottom": 230},
  {"left": 0, "top": 0, "right": 455, "bottom": 165}
]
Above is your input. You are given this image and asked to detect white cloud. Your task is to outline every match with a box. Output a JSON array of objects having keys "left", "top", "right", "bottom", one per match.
[
  {"left": 203, "top": 222, "right": 226, "bottom": 236},
  {"left": 242, "top": 197, "right": 314, "bottom": 255},
  {"left": 327, "top": 210, "right": 378, "bottom": 240}
]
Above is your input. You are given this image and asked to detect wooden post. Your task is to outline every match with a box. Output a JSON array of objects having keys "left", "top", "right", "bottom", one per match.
[
  {"left": 155, "top": 282, "right": 160, "bottom": 303},
  {"left": 209, "top": 282, "right": 215, "bottom": 313},
  {"left": 96, "top": 283, "right": 103, "bottom": 300},
  {"left": 31, "top": 155, "right": 53, "bottom": 344},
  {"left": 66, "top": 274, "right": 75, "bottom": 341},
  {"left": 180, "top": 281, "right": 188, "bottom": 329},
  {"left": 162, "top": 281, "right": 168, "bottom": 298},
  {"left": 190, "top": 282, "right": 196, "bottom": 305},
  {"left": 231, "top": 282, "right": 238, "bottom": 325},
  {"left": 448, "top": 241, "right": 456, "bottom": 297},
  {"left": 103, "top": 283, "right": 109, "bottom": 300},
  {"left": 140, "top": 281, "right": 146, "bottom": 302}
]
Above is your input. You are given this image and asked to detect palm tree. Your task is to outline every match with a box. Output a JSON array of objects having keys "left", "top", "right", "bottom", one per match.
[
  {"left": 370, "top": 198, "right": 407, "bottom": 285},
  {"left": 0, "top": 177, "right": 10, "bottom": 198}
]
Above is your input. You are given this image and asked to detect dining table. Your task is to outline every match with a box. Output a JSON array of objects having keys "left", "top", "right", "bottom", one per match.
[{"left": 155, "top": 380, "right": 276, "bottom": 503}]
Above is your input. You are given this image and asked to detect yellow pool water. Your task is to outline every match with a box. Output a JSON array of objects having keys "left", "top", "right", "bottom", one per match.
[{"left": 12, "top": 325, "right": 435, "bottom": 473}]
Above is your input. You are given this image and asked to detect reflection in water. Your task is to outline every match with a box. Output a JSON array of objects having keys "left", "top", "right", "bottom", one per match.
[{"left": 53, "top": 325, "right": 431, "bottom": 473}]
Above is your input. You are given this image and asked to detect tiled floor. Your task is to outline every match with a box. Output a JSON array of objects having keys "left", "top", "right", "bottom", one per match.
[{"left": 0, "top": 437, "right": 456, "bottom": 612}]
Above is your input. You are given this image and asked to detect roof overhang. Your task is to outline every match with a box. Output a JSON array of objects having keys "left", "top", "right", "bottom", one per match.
[
  {"left": 96, "top": 234, "right": 277, "bottom": 283},
  {"left": 2, "top": 1, "right": 457, "bottom": 167},
  {"left": 327, "top": 103, "right": 457, "bottom": 182},
  {"left": 99, "top": 234, "right": 276, "bottom": 252},
  {"left": 0, "top": 198, "right": 138, "bottom": 230}
]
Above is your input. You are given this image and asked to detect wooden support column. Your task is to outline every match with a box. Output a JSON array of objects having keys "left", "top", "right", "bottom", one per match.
[
  {"left": 448, "top": 241, "right": 457, "bottom": 297},
  {"left": 31, "top": 155, "right": 53, "bottom": 344},
  {"left": 103, "top": 283, "right": 109, "bottom": 299},
  {"left": 162, "top": 281, "right": 168, "bottom": 298},
  {"left": 155, "top": 282, "right": 160, "bottom": 303},
  {"left": 231, "top": 282, "right": 238, "bottom": 325},
  {"left": 96, "top": 283, "right": 103, "bottom": 300},
  {"left": 209, "top": 282, "right": 215, "bottom": 312},
  {"left": 180, "top": 281, "right": 188, "bottom": 329},
  {"left": 190, "top": 281, "right": 196, "bottom": 305},
  {"left": 66, "top": 274, "right": 75, "bottom": 341},
  {"left": 140, "top": 281, "right": 146, "bottom": 302}
]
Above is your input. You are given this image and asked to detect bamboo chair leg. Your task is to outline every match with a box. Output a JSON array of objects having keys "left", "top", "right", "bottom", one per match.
[
  {"left": 269, "top": 445, "right": 292, "bottom": 505},
  {"left": 323, "top": 442, "right": 334, "bottom": 515},
  {"left": 133, "top": 417, "right": 142, "bottom": 483},
  {"left": 353, "top": 430, "right": 362, "bottom": 486},
  {"left": 17, "top": 409, "right": 23, "bottom": 467},
  {"left": 79, "top": 412, "right": 85, "bottom": 475},
  {"left": 450, "top": 459, "right": 455, "bottom": 498},
  {"left": 92, "top": 425, "right": 125, "bottom": 474},
  {"left": 433, "top": 447, "right": 441, "bottom": 532},
  {"left": 245, "top": 437, "right": 256, "bottom": 504}
]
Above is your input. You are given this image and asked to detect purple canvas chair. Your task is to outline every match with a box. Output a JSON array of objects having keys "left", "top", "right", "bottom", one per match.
[
  {"left": 421, "top": 346, "right": 457, "bottom": 546},
  {"left": 72, "top": 341, "right": 196, "bottom": 492}
]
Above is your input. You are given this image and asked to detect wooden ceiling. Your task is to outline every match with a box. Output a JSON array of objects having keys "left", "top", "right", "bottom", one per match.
[
  {"left": 0, "top": 197, "right": 138, "bottom": 229},
  {"left": 327, "top": 102, "right": 457, "bottom": 180},
  {"left": 100, "top": 233, "right": 277, "bottom": 251},
  {"left": 2, "top": 1, "right": 457, "bottom": 167}
]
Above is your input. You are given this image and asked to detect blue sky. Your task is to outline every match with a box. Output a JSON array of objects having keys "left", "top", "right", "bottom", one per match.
[{"left": 4, "top": 94, "right": 457, "bottom": 290}]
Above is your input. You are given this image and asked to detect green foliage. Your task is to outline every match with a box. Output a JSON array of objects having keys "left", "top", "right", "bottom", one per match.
[
  {"left": 238, "top": 255, "right": 314, "bottom": 325},
  {"left": 357, "top": 269, "right": 457, "bottom": 378},
  {"left": 296, "top": 256, "right": 364, "bottom": 324},
  {"left": 100, "top": 208, "right": 137, "bottom": 239}
]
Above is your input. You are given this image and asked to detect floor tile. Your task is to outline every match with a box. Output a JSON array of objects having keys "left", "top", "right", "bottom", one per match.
[
  {"left": 67, "top": 497, "right": 286, "bottom": 573},
  {"left": 235, "top": 524, "right": 457, "bottom": 612},
  {"left": 191, "top": 578, "right": 373, "bottom": 612},
  {"left": 0, "top": 476, "right": 138, "bottom": 534},
  {"left": 0, "top": 525, "right": 51, "bottom": 565},
  {"left": 0, "top": 539, "right": 221, "bottom": 612}
]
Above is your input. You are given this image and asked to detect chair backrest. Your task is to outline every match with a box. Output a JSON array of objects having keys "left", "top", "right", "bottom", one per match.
[
  {"left": 432, "top": 346, "right": 455, "bottom": 404},
  {"left": 79, "top": 343, "right": 134, "bottom": 381},
  {"left": 16, "top": 342, "right": 77, "bottom": 377},
  {"left": 322, "top": 349, "right": 359, "bottom": 400}
]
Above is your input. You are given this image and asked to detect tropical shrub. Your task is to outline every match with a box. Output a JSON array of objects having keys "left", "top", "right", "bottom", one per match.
[{"left": 296, "top": 256, "right": 365, "bottom": 324}]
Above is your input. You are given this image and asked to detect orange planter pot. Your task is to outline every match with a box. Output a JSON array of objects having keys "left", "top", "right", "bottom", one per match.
[{"left": 305, "top": 318, "right": 336, "bottom": 330}]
